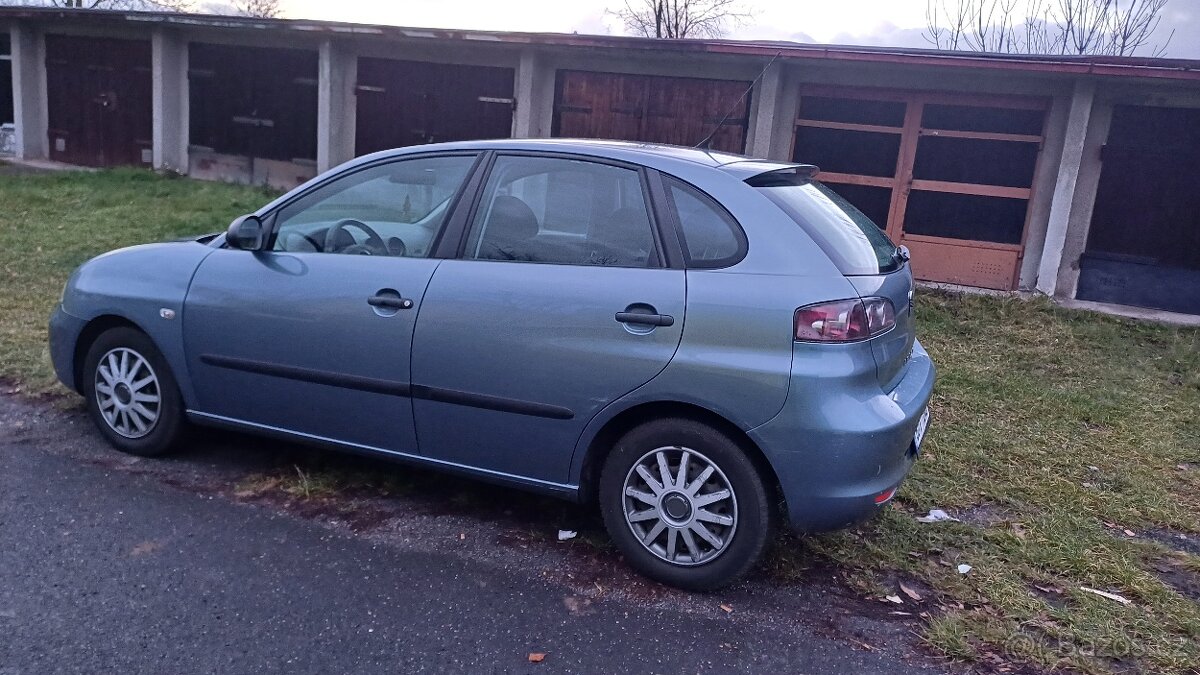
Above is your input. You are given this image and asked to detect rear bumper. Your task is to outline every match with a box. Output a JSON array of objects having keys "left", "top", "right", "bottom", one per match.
[
  {"left": 748, "top": 339, "right": 935, "bottom": 533},
  {"left": 49, "top": 304, "right": 87, "bottom": 393}
]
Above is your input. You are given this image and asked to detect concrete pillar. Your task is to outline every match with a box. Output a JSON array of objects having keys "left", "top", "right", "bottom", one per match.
[
  {"left": 513, "top": 48, "right": 553, "bottom": 139},
  {"left": 1036, "top": 80, "right": 1096, "bottom": 296},
  {"left": 747, "top": 61, "right": 795, "bottom": 160},
  {"left": 151, "top": 28, "right": 188, "bottom": 173},
  {"left": 9, "top": 22, "right": 47, "bottom": 160},
  {"left": 317, "top": 39, "right": 356, "bottom": 173}
]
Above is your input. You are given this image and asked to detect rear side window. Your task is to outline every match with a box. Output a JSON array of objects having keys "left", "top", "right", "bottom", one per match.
[
  {"left": 464, "top": 155, "right": 661, "bottom": 268},
  {"left": 755, "top": 180, "right": 901, "bottom": 275},
  {"left": 664, "top": 177, "right": 745, "bottom": 268}
]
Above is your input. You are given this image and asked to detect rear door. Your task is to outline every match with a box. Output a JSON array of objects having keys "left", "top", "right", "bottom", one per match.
[
  {"left": 410, "top": 153, "right": 686, "bottom": 485},
  {"left": 183, "top": 154, "right": 478, "bottom": 453}
]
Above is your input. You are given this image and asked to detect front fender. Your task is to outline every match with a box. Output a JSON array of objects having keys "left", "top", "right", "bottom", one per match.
[{"left": 61, "top": 242, "right": 216, "bottom": 406}]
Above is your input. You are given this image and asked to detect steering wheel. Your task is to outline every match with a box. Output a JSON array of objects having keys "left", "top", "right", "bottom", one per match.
[{"left": 324, "top": 218, "right": 386, "bottom": 255}]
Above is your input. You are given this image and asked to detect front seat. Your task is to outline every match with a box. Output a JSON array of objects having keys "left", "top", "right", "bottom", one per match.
[{"left": 477, "top": 195, "right": 539, "bottom": 261}]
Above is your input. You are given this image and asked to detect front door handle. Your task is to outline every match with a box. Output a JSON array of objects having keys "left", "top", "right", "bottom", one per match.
[
  {"left": 368, "top": 295, "right": 414, "bottom": 310},
  {"left": 615, "top": 311, "right": 674, "bottom": 327}
]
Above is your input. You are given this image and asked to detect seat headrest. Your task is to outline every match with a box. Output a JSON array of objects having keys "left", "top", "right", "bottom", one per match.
[{"left": 486, "top": 195, "right": 539, "bottom": 243}]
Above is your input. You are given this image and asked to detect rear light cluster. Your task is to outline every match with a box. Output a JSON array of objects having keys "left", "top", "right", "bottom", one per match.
[{"left": 794, "top": 297, "right": 895, "bottom": 342}]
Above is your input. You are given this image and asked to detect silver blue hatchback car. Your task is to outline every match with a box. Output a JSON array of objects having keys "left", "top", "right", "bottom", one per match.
[{"left": 49, "top": 139, "right": 934, "bottom": 590}]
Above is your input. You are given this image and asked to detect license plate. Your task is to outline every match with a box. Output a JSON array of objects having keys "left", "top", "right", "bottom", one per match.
[{"left": 913, "top": 407, "right": 930, "bottom": 454}]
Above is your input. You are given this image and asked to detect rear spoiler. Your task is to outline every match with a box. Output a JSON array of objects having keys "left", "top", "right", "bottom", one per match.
[{"left": 717, "top": 161, "right": 820, "bottom": 186}]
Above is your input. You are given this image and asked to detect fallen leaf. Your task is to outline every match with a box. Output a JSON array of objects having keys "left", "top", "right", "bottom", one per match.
[
  {"left": 130, "top": 540, "right": 163, "bottom": 557},
  {"left": 527, "top": 653, "right": 546, "bottom": 663},
  {"left": 884, "top": 595, "right": 903, "bottom": 604},
  {"left": 719, "top": 603, "right": 733, "bottom": 613},
  {"left": 899, "top": 582, "right": 923, "bottom": 602},
  {"left": 1079, "top": 587, "right": 1131, "bottom": 605}
]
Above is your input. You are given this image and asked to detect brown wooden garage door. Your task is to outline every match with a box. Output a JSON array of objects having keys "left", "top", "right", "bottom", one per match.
[
  {"left": 553, "top": 70, "right": 750, "bottom": 154},
  {"left": 45, "top": 35, "right": 152, "bottom": 167},
  {"left": 793, "top": 87, "right": 1048, "bottom": 290},
  {"left": 355, "top": 58, "right": 514, "bottom": 155}
]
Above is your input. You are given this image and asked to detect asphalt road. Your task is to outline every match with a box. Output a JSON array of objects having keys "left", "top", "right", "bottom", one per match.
[{"left": 0, "top": 392, "right": 949, "bottom": 674}]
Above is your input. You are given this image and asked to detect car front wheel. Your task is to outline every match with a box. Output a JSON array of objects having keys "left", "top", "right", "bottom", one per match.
[
  {"left": 599, "top": 417, "right": 773, "bottom": 591},
  {"left": 82, "top": 327, "right": 186, "bottom": 457}
]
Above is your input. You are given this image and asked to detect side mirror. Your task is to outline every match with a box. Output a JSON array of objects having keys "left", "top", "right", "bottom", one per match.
[{"left": 226, "top": 214, "right": 265, "bottom": 251}]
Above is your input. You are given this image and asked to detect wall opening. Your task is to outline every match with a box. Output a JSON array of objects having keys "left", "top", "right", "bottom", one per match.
[
  {"left": 1077, "top": 104, "right": 1200, "bottom": 315},
  {"left": 0, "top": 33, "right": 13, "bottom": 127},
  {"left": 792, "top": 87, "right": 1048, "bottom": 290},
  {"left": 188, "top": 42, "right": 318, "bottom": 188}
]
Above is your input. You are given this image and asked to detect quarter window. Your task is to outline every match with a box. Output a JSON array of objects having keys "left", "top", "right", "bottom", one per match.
[
  {"left": 665, "top": 177, "right": 745, "bottom": 268},
  {"left": 271, "top": 154, "right": 476, "bottom": 257},
  {"left": 463, "top": 155, "right": 660, "bottom": 268}
]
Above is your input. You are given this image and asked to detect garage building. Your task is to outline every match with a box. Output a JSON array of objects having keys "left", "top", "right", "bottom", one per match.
[{"left": 2, "top": 8, "right": 1198, "bottom": 316}]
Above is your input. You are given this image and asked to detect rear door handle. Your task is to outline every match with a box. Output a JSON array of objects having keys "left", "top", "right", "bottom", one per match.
[
  {"left": 368, "top": 295, "right": 414, "bottom": 310},
  {"left": 615, "top": 311, "right": 674, "bottom": 327}
]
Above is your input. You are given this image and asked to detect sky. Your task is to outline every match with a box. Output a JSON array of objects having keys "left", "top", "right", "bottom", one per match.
[{"left": 274, "top": 0, "right": 1199, "bottom": 58}]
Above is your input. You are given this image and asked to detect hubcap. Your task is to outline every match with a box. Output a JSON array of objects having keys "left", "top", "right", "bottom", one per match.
[
  {"left": 93, "top": 347, "right": 161, "bottom": 439},
  {"left": 621, "top": 446, "right": 738, "bottom": 566}
]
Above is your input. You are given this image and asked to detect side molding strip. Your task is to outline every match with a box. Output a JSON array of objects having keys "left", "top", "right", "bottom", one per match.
[
  {"left": 199, "top": 354, "right": 410, "bottom": 396},
  {"left": 198, "top": 354, "right": 574, "bottom": 420}
]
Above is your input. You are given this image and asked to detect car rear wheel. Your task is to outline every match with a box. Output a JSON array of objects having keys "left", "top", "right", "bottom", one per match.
[
  {"left": 599, "top": 417, "right": 773, "bottom": 591},
  {"left": 82, "top": 327, "right": 186, "bottom": 457}
]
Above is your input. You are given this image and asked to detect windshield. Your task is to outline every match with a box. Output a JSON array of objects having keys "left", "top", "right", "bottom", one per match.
[{"left": 756, "top": 180, "right": 901, "bottom": 275}]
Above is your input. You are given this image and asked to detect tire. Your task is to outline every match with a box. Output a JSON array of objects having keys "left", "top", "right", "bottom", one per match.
[
  {"left": 81, "top": 327, "right": 187, "bottom": 457},
  {"left": 599, "top": 417, "right": 773, "bottom": 591}
]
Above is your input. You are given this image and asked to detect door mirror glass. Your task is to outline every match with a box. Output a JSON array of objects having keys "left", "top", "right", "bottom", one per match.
[{"left": 226, "top": 214, "right": 265, "bottom": 251}]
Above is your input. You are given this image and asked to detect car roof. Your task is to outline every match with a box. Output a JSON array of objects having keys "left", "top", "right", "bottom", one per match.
[{"left": 353, "top": 138, "right": 807, "bottom": 178}]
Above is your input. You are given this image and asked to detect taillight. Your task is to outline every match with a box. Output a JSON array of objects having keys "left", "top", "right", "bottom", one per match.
[{"left": 794, "top": 297, "right": 895, "bottom": 342}]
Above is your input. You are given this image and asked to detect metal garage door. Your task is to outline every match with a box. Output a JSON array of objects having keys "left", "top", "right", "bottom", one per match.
[
  {"left": 793, "top": 87, "right": 1048, "bottom": 290},
  {"left": 355, "top": 58, "right": 514, "bottom": 155},
  {"left": 45, "top": 35, "right": 152, "bottom": 167},
  {"left": 553, "top": 70, "right": 751, "bottom": 154}
]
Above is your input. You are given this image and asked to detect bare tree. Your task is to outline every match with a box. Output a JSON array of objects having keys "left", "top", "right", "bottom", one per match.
[
  {"left": 925, "top": 0, "right": 1173, "bottom": 56},
  {"left": 0, "top": 0, "right": 194, "bottom": 10},
  {"left": 614, "top": 0, "right": 749, "bottom": 39},
  {"left": 233, "top": 0, "right": 279, "bottom": 18}
]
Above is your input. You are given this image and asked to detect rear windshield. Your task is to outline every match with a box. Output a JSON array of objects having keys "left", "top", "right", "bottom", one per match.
[{"left": 755, "top": 180, "right": 901, "bottom": 275}]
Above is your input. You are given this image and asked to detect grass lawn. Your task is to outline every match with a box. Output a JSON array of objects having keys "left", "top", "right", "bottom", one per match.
[{"left": 2, "top": 169, "right": 1198, "bottom": 673}]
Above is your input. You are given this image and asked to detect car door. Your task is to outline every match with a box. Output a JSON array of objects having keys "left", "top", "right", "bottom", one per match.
[
  {"left": 183, "top": 153, "right": 479, "bottom": 453},
  {"left": 410, "top": 153, "right": 686, "bottom": 485}
]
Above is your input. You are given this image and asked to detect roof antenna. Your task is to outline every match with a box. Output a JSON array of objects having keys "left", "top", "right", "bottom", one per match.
[{"left": 694, "top": 50, "right": 783, "bottom": 152}]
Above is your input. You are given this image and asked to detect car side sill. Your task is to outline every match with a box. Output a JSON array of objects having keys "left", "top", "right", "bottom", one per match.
[{"left": 186, "top": 410, "right": 581, "bottom": 499}]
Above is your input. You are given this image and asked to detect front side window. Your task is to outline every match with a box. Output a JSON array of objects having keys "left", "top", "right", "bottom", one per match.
[
  {"left": 272, "top": 154, "right": 476, "bottom": 257},
  {"left": 463, "top": 155, "right": 660, "bottom": 267}
]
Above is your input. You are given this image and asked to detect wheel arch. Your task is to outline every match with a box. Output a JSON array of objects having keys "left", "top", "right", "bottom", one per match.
[
  {"left": 72, "top": 315, "right": 150, "bottom": 394},
  {"left": 576, "top": 400, "right": 787, "bottom": 518}
]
